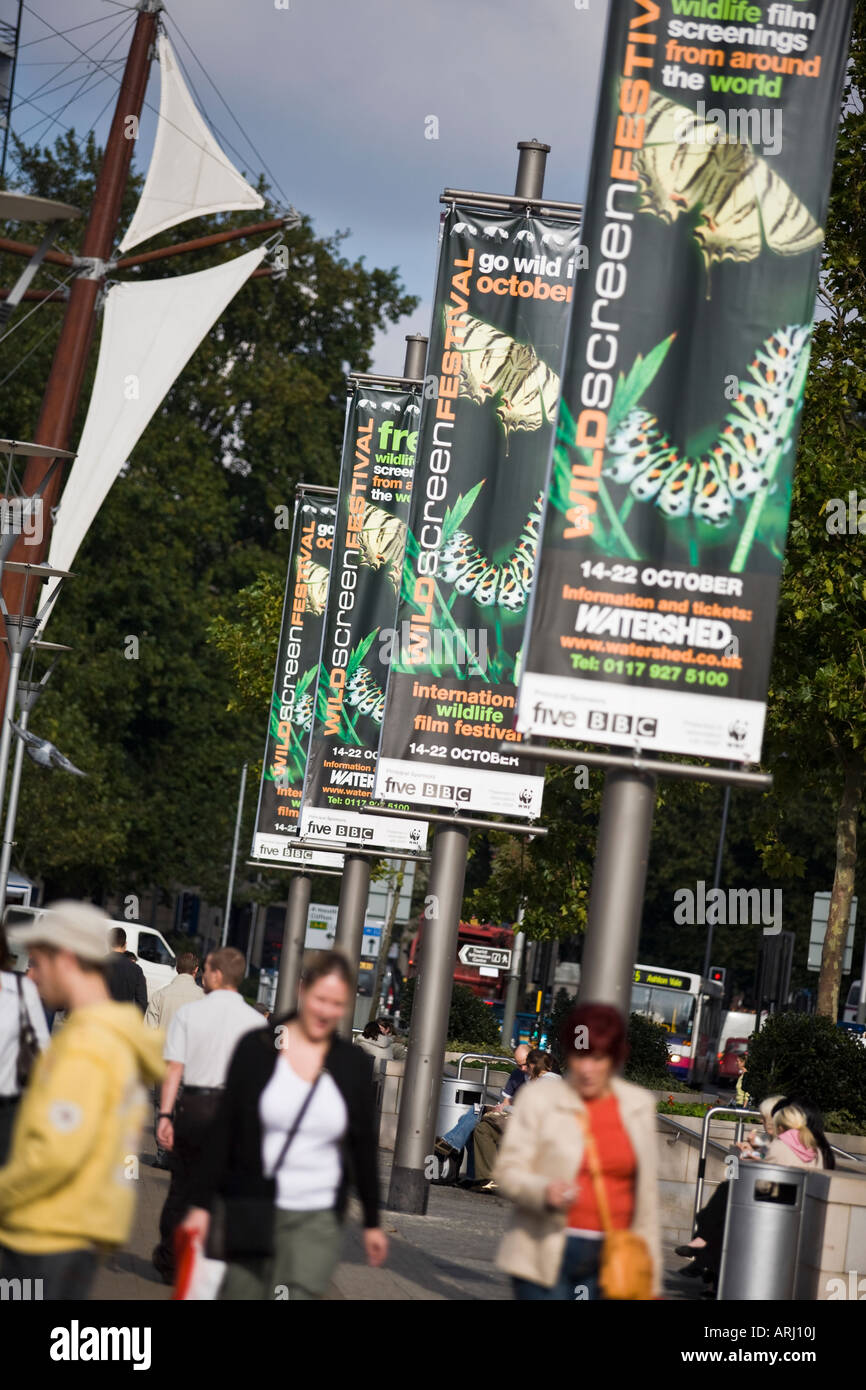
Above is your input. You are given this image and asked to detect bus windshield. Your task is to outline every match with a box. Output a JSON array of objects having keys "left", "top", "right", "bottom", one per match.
[{"left": 632, "top": 984, "right": 695, "bottom": 1038}]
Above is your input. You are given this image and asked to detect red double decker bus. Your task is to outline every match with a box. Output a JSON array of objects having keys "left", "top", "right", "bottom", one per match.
[{"left": 407, "top": 917, "right": 514, "bottom": 1003}]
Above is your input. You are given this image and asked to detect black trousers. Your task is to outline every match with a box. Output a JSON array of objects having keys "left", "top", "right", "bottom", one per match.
[
  {"left": 695, "top": 1182, "right": 729, "bottom": 1275},
  {"left": 154, "top": 1090, "right": 223, "bottom": 1276},
  {"left": 0, "top": 1099, "right": 20, "bottom": 1166},
  {"left": 0, "top": 1245, "right": 98, "bottom": 1301}
]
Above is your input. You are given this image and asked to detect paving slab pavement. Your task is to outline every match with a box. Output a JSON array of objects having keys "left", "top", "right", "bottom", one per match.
[{"left": 88, "top": 1131, "right": 700, "bottom": 1302}]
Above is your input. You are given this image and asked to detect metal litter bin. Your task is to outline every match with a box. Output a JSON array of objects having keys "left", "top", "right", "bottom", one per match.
[
  {"left": 717, "top": 1161, "right": 813, "bottom": 1300},
  {"left": 436, "top": 1076, "right": 484, "bottom": 1178}
]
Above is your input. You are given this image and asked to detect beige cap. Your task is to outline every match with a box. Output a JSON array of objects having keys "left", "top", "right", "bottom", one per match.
[{"left": 7, "top": 900, "right": 112, "bottom": 963}]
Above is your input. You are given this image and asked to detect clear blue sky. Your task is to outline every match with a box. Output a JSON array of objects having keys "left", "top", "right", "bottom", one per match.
[{"left": 7, "top": 0, "right": 609, "bottom": 369}]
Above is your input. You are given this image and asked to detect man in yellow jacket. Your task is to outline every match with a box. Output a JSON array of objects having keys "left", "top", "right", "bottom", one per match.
[{"left": 0, "top": 901, "right": 165, "bottom": 1300}]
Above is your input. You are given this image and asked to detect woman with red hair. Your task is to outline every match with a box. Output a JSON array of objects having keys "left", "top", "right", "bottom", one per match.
[{"left": 493, "top": 1002, "right": 661, "bottom": 1300}]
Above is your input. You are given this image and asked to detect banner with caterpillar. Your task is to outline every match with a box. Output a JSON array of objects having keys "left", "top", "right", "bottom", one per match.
[
  {"left": 374, "top": 204, "right": 581, "bottom": 817},
  {"left": 300, "top": 385, "right": 429, "bottom": 852},
  {"left": 251, "top": 491, "right": 345, "bottom": 870},
  {"left": 516, "top": 0, "right": 854, "bottom": 764}
]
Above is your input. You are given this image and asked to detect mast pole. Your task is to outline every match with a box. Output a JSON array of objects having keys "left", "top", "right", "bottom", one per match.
[{"left": 0, "top": 1, "right": 162, "bottom": 642}]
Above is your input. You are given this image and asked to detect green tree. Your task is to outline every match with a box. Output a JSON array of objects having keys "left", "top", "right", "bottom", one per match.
[
  {"left": 1, "top": 130, "right": 417, "bottom": 904},
  {"left": 762, "top": 5, "right": 866, "bottom": 1019}
]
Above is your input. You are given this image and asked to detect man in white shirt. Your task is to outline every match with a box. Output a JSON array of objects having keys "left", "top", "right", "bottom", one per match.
[{"left": 151, "top": 946, "right": 263, "bottom": 1282}]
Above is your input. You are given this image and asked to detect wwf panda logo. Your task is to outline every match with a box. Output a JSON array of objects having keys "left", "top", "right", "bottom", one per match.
[{"left": 728, "top": 720, "right": 748, "bottom": 747}]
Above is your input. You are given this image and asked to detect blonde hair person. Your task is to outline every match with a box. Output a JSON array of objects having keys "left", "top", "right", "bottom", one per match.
[
  {"left": 735, "top": 1094, "right": 783, "bottom": 1158},
  {"left": 760, "top": 1099, "right": 833, "bottom": 1169}
]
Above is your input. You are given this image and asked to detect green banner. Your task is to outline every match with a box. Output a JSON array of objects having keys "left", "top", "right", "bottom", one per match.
[
  {"left": 517, "top": 0, "right": 854, "bottom": 765},
  {"left": 301, "top": 386, "right": 429, "bottom": 852},
  {"left": 375, "top": 204, "right": 581, "bottom": 816},
  {"left": 252, "top": 491, "right": 342, "bottom": 867}
]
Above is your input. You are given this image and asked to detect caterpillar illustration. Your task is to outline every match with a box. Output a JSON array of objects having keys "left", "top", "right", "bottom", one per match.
[
  {"left": 438, "top": 493, "right": 544, "bottom": 612},
  {"left": 345, "top": 667, "right": 386, "bottom": 725},
  {"left": 289, "top": 691, "right": 314, "bottom": 733},
  {"left": 602, "top": 325, "right": 811, "bottom": 526}
]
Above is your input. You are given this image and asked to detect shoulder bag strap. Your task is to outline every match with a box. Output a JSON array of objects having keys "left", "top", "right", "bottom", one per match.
[
  {"left": 269, "top": 1069, "right": 323, "bottom": 1178},
  {"left": 577, "top": 1109, "right": 613, "bottom": 1235},
  {"left": 15, "top": 973, "right": 33, "bottom": 1035}
]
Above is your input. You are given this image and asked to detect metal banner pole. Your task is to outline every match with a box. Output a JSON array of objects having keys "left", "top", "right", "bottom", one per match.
[
  {"left": 702, "top": 784, "right": 732, "bottom": 980},
  {"left": 334, "top": 852, "right": 371, "bottom": 1033},
  {"left": 501, "top": 904, "right": 525, "bottom": 1048},
  {"left": 577, "top": 768, "right": 657, "bottom": 1015},
  {"left": 220, "top": 762, "right": 248, "bottom": 948},
  {"left": 387, "top": 822, "right": 469, "bottom": 1214},
  {"left": 274, "top": 870, "right": 312, "bottom": 1016}
]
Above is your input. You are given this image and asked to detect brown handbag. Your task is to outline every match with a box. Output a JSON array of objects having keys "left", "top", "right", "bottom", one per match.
[{"left": 577, "top": 1109, "right": 653, "bottom": 1301}]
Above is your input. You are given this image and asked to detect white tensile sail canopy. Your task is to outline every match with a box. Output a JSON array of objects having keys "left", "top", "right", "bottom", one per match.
[
  {"left": 45, "top": 246, "right": 266, "bottom": 610},
  {"left": 118, "top": 34, "right": 264, "bottom": 253}
]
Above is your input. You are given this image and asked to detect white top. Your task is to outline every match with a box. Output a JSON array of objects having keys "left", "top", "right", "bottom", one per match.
[
  {"left": 164, "top": 988, "right": 264, "bottom": 1087},
  {"left": 0, "top": 970, "right": 51, "bottom": 1097},
  {"left": 259, "top": 1058, "right": 348, "bottom": 1211}
]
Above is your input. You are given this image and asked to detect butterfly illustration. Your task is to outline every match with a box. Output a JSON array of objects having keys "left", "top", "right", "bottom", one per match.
[
  {"left": 602, "top": 325, "right": 810, "bottom": 525},
  {"left": 452, "top": 312, "right": 561, "bottom": 453},
  {"left": 357, "top": 503, "right": 407, "bottom": 592},
  {"left": 452, "top": 221, "right": 478, "bottom": 236},
  {"left": 514, "top": 229, "right": 536, "bottom": 244},
  {"left": 299, "top": 557, "right": 330, "bottom": 614},
  {"left": 439, "top": 493, "right": 544, "bottom": 611},
  {"left": 345, "top": 667, "right": 386, "bottom": 724},
  {"left": 634, "top": 90, "right": 824, "bottom": 284},
  {"left": 483, "top": 225, "right": 509, "bottom": 242}
]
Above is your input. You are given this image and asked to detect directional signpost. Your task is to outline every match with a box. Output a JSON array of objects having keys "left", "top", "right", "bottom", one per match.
[{"left": 457, "top": 944, "right": 512, "bottom": 972}]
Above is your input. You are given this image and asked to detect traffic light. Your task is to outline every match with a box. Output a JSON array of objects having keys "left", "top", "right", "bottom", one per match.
[{"left": 709, "top": 966, "right": 726, "bottom": 988}]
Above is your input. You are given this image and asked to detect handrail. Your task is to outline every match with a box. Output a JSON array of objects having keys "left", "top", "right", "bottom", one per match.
[
  {"left": 657, "top": 1113, "right": 734, "bottom": 1159},
  {"left": 454, "top": 1052, "right": 513, "bottom": 1101},
  {"left": 693, "top": 1106, "right": 763, "bottom": 1234},
  {"left": 830, "top": 1143, "right": 866, "bottom": 1165}
]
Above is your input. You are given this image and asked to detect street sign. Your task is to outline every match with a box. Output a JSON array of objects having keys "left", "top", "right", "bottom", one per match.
[
  {"left": 458, "top": 944, "right": 512, "bottom": 970},
  {"left": 808, "top": 892, "right": 857, "bottom": 973},
  {"left": 304, "top": 902, "right": 338, "bottom": 951},
  {"left": 361, "top": 919, "right": 383, "bottom": 959}
]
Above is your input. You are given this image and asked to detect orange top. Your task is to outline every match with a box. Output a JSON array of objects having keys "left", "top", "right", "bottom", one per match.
[{"left": 567, "top": 1093, "right": 636, "bottom": 1233}]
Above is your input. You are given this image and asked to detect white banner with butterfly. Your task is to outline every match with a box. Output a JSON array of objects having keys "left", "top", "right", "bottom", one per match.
[{"left": 517, "top": 0, "right": 854, "bottom": 764}]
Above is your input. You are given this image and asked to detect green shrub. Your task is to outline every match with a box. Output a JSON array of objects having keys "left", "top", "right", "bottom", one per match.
[
  {"left": 399, "top": 977, "right": 502, "bottom": 1048},
  {"left": 624, "top": 1012, "right": 672, "bottom": 1090},
  {"left": 744, "top": 1013, "right": 866, "bottom": 1125},
  {"left": 823, "top": 1110, "right": 866, "bottom": 1138},
  {"left": 447, "top": 1042, "right": 515, "bottom": 1060}
]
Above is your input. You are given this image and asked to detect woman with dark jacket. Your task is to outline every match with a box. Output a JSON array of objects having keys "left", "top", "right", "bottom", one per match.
[{"left": 181, "top": 950, "right": 387, "bottom": 1300}]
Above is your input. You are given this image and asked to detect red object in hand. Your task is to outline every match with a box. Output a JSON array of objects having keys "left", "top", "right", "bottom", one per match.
[{"left": 172, "top": 1225, "right": 198, "bottom": 1301}]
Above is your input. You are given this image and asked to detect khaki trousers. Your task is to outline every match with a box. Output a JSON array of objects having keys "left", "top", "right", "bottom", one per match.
[{"left": 219, "top": 1207, "right": 341, "bottom": 1301}]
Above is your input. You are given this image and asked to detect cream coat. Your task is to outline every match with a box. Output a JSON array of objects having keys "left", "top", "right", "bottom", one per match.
[{"left": 493, "top": 1074, "right": 662, "bottom": 1295}]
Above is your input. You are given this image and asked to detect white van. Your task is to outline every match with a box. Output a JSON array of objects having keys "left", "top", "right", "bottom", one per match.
[
  {"left": 3, "top": 907, "right": 176, "bottom": 1000},
  {"left": 719, "top": 1009, "right": 758, "bottom": 1052}
]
